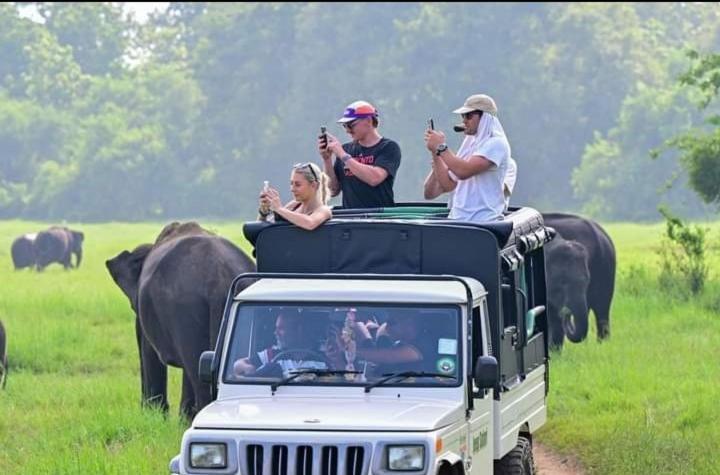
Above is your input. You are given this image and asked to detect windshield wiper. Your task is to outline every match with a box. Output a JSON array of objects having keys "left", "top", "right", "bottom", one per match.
[
  {"left": 364, "top": 371, "right": 456, "bottom": 393},
  {"left": 270, "top": 369, "right": 362, "bottom": 392}
]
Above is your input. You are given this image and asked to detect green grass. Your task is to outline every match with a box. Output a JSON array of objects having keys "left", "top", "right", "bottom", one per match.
[
  {"left": 537, "top": 221, "right": 720, "bottom": 474},
  {"left": 0, "top": 219, "right": 718, "bottom": 474},
  {"left": 0, "top": 220, "right": 253, "bottom": 474}
]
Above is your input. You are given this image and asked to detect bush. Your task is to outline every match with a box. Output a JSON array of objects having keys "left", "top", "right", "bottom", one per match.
[{"left": 657, "top": 207, "right": 709, "bottom": 296}]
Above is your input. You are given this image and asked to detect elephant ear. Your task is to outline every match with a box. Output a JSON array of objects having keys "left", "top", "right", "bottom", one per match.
[
  {"left": 72, "top": 231, "right": 84, "bottom": 243},
  {"left": 106, "top": 244, "right": 152, "bottom": 312}
]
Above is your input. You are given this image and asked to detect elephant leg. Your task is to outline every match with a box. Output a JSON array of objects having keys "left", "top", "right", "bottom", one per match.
[
  {"left": 591, "top": 301, "right": 611, "bottom": 341},
  {"left": 180, "top": 371, "right": 197, "bottom": 421},
  {"left": 63, "top": 252, "right": 72, "bottom": 269},
  {"left": 135, "top": 317, "right": 168, "bottom": 413},
  {"left": 180, "top": 355, "right": 212, "bottom": 421}
]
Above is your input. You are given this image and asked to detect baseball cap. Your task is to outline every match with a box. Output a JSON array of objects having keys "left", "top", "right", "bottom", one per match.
[
  {"left": 452, "top": 94, "right": 498, "bottom": 116},
  {"left": 337, "top": 100, "right": 379, "bottom": 123}
]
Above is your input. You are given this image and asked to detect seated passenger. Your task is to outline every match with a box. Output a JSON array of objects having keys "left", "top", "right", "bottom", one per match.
[
  {"left": 258, "top": 162, "right": 332, "bottom": 230},
  {"left": 233, "top": 309, "right": 335, "bottom": 378},
  {"left": 349, "top": 310, "right": 432, "bottom": 374}
]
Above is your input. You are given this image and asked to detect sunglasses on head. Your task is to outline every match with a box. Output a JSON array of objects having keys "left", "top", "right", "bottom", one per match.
[{"left": 293, "top": 162, "right": 318, "bottom": 182}]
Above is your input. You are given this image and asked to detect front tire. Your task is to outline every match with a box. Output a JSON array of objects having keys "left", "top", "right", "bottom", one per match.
[{"left": 494, "top": 436, "right": 535, "bottom": 475}]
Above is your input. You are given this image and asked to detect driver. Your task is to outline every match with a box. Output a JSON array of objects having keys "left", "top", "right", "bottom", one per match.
[{"left": 233, "top": 309, "right": 332, "bottom": 377}]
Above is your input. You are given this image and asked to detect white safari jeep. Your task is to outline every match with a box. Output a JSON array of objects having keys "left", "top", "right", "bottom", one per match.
[{"left": 170, "top": 205, "right": 553, "bottom": 475}]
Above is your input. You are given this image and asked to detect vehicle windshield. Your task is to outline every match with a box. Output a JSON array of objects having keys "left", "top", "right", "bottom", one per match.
[{"left": 223, "top": 304, "right": 462, "bottom": 388}]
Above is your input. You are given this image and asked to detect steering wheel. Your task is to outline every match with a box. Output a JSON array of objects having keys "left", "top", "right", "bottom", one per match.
[{"left": 271, "top": 348, "right": 331, "bottom": 366}]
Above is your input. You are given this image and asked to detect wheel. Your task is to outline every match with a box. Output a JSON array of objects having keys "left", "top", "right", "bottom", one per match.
[{"left": 494, "top": 436, "right": 535, "bottom": 475}]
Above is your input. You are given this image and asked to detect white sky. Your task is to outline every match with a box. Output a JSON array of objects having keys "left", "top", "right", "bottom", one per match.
[
  {"left": 123, "top": 2, "right": 169, "bottom": 23},
  {"left": 18, "top": 2, "right": 170, "bottom": 24}
]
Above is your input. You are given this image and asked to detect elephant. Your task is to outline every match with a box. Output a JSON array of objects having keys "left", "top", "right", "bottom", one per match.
[
  {"left": 106, "top": 222, "right": 256, "bottom": 419},
  {"left": 11, "top": 233, "right": 37, "bottom": 270},
  {"left": 543, "top": 234, "right": 591, "bottom": 348},
  {"left": 35, "top": 226, "right": 84, "bottom": 270},
  {"left": 542, "top": 212, "right": 616, "bottom": 345},
  {"left": 0, "top": 319, "right": 7, "bottom": 389}
]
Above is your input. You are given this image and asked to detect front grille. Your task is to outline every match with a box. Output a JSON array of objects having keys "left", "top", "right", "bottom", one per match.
[{"left": 245, "top": 444, "right": 367, "bottom": 475}]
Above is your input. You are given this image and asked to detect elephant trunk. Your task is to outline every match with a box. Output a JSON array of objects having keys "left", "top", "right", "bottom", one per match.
[{"left": 563, "top": 300, "right": 589, "bottom": 343}]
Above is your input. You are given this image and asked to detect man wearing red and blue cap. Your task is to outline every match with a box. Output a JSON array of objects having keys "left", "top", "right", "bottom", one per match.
[{"left": 318, "top": 100, "right": 402, "bottom": 209}]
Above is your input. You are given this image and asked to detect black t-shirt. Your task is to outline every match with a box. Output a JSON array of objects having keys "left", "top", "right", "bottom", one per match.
[{"left": 334, "top": 137, "right": 401, "bottom": 209}]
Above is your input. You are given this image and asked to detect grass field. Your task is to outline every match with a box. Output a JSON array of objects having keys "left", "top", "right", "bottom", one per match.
[{"left": 0, "top": 219, "right": 718, "bottom": 474}]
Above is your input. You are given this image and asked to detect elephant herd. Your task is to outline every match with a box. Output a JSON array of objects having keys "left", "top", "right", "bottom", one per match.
[
  {"left": 3, "top": 213, "right": 616, "bottom": 416},
  {"left": 11, "top": 226, "right": 84, "bottom": 271}
]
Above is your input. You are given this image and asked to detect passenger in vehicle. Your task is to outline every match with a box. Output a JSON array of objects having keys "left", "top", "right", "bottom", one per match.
[
  {"left": 423, "top": 93, "right": 512, "bottom": 223},
  {"left": 344, "top": 310, "right": 432, "bottom": 374},
  {"left": 233, "top": 309, "right": 334, "bottom": 378},
  {"left": 258, "top": 162, "right": 332, "bottom": 230}
]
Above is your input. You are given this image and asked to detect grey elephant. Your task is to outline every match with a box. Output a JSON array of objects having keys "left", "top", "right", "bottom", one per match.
[
  {"left": 544, "top": 234, "right": 591, "bottom": 348},
  {"left": 542, "top": 213, "right": 616, "bottom": 347},
  {"left": 35, "top": 226, "right": 84, "bottom": 270},
  {"left": 106, "top": 222, "right": 256, "bottom": 419},
  {"left": 0, "top": 319, "right": 7, "bottom": 389},
  {"left": 11, "top": 233, "right": 37, "bottom": 270}
]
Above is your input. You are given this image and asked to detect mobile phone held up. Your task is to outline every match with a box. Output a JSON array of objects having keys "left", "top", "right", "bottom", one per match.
[
  {"left": 427, "top": 118, "right": 435, "bottom": 130},
  {"left": 320, "top": 125, "right": 328, "bottom": 149}
]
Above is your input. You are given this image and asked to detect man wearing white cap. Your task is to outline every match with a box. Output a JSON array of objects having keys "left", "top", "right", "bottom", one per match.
[{"left": 423, "top": 94, "right": 512, "bottom": 222}]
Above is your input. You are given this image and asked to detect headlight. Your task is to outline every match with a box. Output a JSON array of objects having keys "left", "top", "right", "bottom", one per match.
[
  {"left": 387, "top": 445, "right": 425, "bottom": 471},
  {"left": 190, "top": 443, "right": 227, "bottom": 469}
]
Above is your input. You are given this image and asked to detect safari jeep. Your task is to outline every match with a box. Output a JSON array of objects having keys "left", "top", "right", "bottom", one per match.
[{"left": 170, "top": 205, "right": 553, "bottom": 475}]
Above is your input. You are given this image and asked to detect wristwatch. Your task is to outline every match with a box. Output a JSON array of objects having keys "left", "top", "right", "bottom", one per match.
[
  {"left": 340, "top": 154, "right": 352, "bottom": 165},
  {"left": 435, "top": 143, "right": 448, "bottom": 156}
]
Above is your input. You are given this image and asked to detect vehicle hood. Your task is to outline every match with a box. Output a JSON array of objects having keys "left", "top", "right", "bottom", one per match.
[{"left": 193, "top": 395, "right": 463, "bottom": 432}]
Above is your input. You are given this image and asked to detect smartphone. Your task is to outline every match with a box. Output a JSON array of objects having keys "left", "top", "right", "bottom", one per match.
[
  {"left": 320, "top": 125, "right": 328, "bottom": 149},
  {"left": 263, "top": 180, "right": 270, "bottom": 192},
  {"left": 428, "top": 118, "right": 435, "bottom": 130}
]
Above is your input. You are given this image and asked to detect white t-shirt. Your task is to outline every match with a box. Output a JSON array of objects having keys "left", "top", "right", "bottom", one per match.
[
  {"left": 448, "top": 114, "right": 511, "bottom": 222},
  {"left": 504, "top": 157, "right": 517, "bottom": 211}
]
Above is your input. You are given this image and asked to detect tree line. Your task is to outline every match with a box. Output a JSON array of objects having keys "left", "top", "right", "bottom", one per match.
[{"left": 0, "top": 2, "right": 718, "bottom": 222}]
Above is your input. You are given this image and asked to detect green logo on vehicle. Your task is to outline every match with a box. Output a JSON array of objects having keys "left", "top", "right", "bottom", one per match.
[{"left": 436, "top": 357, "right": 456, "bottom": 374}]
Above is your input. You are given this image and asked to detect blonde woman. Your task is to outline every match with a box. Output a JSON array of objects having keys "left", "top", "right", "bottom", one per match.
[{"left": 258, "top": 162, "right": 332, "bottom": 231}]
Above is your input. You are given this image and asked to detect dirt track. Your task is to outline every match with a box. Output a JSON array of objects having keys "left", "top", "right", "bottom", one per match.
[{"left": 534, "top": 442, "right": 586, "bottom": 474}]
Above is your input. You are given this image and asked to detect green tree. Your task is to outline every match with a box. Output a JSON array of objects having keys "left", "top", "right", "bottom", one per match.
[
  {"left": 662, "top": 51, "right": 720, "bottom": 206},
  {"left": 36, "top": 2, "right": 130, "bottom": 76}
]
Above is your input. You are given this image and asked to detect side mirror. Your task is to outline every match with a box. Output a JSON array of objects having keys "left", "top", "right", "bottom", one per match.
[
  {"left": 474, "top": 355, "right": 498, "bottom": 390},
  {"left": 199, "top": 351, "right": 215, "bottom": 384}
]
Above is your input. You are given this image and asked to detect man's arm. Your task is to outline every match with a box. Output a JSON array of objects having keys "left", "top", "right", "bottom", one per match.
[
  {"left": 437, "top": 149, "right": 494, "bottom": 180},
  {"left": 319, "top": 136, "right": 341, "bottom": 197},
  {"left": 424, "top": 154, "right": 457, "bottom": 199},
  {"left": 342, "top": 158, "right": 388, "bottom": 187}
]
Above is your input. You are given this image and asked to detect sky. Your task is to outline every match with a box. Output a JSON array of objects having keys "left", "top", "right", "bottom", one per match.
[
  {"left": 18, "top": 2, "right": 169, "bottom": 24},
  {"left": 122, "top": 2, "right": 169, "bottom": 23}
]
